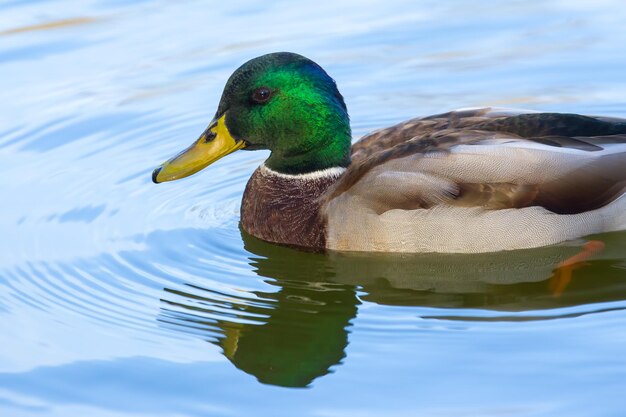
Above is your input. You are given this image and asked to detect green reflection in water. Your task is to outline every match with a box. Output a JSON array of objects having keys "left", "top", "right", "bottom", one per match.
[
  {"left": 160, "top": 230, "right": 626, "bottom": 387},
  {"left": 166, "top": 281, "right": 358, "bottom": 388}
]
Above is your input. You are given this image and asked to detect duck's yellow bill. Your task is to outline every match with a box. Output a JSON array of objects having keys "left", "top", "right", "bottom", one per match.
[{"left": 152, "top": 114, "right": 245, "bottom": 183}]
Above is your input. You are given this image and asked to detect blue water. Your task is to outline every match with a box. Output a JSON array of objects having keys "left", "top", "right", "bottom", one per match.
[{"left": 2, "top": 1, "right": 626, "bottom": 416}]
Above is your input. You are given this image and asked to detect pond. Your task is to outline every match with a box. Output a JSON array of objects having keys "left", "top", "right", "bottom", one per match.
[{"left": 1, "top": 1, "right": 626, "bottom": 416}]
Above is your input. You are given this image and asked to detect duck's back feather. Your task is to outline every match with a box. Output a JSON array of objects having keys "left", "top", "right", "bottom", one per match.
[{"left": 323, "top": 108, "right": 626, "bottom": 253}]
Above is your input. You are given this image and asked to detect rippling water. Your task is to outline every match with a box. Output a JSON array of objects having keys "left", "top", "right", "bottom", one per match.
[{"left": 2, "top": 1, "right": 626, "bottom": 416}]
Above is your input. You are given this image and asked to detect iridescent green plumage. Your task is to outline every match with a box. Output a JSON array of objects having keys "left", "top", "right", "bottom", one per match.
[{"left": 217, "top": 52, "right": 351, "bottom": 174}]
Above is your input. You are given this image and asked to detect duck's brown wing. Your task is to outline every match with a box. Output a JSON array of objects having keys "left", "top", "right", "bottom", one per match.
[
  {"left": 322, "top": 109, "right": 626, "bottom": 252},
  {"left": 326, "top": 108, "right": 626, "bottom": 215},
  {"left": 349, "top": 107, "right": 503, "bottom": 163}
]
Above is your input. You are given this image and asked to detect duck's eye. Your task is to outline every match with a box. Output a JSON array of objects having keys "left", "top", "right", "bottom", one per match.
[{"left": 251, "top": 87, "right": 272, "bottom": 104}]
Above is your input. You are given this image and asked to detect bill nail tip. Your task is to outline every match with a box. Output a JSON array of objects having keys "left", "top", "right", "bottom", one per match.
[{"left": 152, "top": 167, "right": 162, "bottom": 184}]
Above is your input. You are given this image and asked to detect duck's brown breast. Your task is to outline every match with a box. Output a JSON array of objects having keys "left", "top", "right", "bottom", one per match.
[{"left": 240, "top": 166, "right": 341, "bottom": 250}]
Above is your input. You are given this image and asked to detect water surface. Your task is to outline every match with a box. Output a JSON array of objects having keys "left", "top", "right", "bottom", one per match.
[{"left": 2, "top": 1, "right": 626, "bottom": 416}]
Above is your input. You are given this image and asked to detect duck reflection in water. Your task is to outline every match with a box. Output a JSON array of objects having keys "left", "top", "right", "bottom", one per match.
[{"left": 159, "top": 229, "right": 626, "bottom": 388}]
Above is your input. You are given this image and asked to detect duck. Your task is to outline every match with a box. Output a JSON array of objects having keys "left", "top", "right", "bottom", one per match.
[{"left": 152, "top": 52, "right": 626, "bottom": 254}]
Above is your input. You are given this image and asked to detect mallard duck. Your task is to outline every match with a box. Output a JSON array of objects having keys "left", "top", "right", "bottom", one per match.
[{"left": 153, "top": 52, "right": 626, "bottom": 253}]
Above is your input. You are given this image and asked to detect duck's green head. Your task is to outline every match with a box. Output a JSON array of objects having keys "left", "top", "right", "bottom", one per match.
[{"left": 153, "top": 52, "right": 351, "bottom": 183}]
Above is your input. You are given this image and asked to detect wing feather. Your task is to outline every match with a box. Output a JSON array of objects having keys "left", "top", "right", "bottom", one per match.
[{"left": 325, "top": 109, "right": 626, "bottom": 215}]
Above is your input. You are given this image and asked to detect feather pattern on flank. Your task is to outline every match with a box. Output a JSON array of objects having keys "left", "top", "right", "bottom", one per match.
[{"left": 323, "top": 108, "right": 626, "bottom": 253}]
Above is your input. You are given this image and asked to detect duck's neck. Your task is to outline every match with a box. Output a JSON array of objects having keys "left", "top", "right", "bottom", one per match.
[
  {"left": 240, "top": 164, "right": 346, "bottom": 250},
  {"left": 258, "top": 163, "right": 347, "bottom": 180},
  {"left": 264, "top": 118, "right": 352, "bottom": 175}
]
